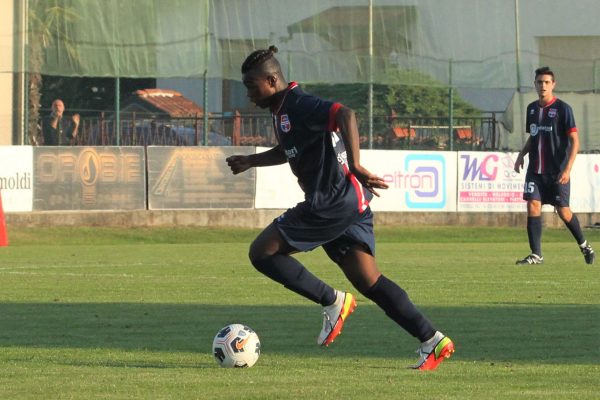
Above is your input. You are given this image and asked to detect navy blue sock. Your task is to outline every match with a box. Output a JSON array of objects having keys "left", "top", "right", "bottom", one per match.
[
  {"left": 251, "top": 254, "right": 336, "bottom": 306},
  {"left": 363, "top": 275, "right": 436, "bottom": 342},
  {"left": 527, "top": 216, "right": 542, "bottom": 256},
  {"left": 564, "top": 214, "right": 585, "bottom": 246}
]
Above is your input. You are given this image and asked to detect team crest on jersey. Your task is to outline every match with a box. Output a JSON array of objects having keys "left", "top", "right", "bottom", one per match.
[
  {"left": 548, "top": 108, "right": 557, "bottom": 118},
  {"left": 280, "top": 114, "right": 291, "bottom": 133},
  {"left": 530, "top": 124, "right": 538, "bottom": 136}
]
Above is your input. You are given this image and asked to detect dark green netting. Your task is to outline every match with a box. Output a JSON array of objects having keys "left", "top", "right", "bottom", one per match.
[{"left": 5, "top": 0, "right": 600, "bottom": 90}]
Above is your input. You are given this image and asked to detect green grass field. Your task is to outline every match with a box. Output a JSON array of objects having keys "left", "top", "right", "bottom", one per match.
[{"left": 1, "top": 226, "right": 599, "bottom": 399}]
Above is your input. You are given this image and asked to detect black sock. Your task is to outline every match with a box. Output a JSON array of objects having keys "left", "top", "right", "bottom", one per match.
[
  {"left": 527, "top": 216, "right": 542, "bottom": 256},
  {"left": 363, "top": 275, "right": 436, "bottom": 342},
  {"left": 251, "top": 254, "right": 336, "bottom": 306},
  {"left": 564, "top": 214, "right": 586, "bottom": 246}
]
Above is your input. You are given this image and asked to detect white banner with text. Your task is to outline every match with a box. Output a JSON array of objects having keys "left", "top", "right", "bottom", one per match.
[
  {"left": 255, "top": 148, "right": 458, "bottom": 212},
  {"left": 1, "top": 146, "right": 598, "bottom": 214},
  {"left": 0, "top": 146, "right": 33, "bottom": 212},
  {"left": 457, "top": 151, "right": 600, "bottom": 212},
  {"left": 361, "top": 150, "right": 457, "bottom": 212},
  {"left": 254, "top": 147, "right": 304, "bottom": 209},
  {"left": 457, "top": 151, "right": 527, "bottom": 212},
  {"left": 569, "top": 153, "right": 600, "bottom": 213}
]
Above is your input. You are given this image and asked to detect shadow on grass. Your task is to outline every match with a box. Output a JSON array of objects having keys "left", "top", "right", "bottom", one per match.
[{"left": 0, "top": 302, "right": 597, "bottom": 365}]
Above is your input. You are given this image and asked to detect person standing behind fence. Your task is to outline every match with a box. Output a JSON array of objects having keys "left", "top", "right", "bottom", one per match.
[
  {"left": 42, "top": 99, "right": 80, "bottom": 145},
  {"left": 514, "top": 66, "right": 594, "bottom": 265}
]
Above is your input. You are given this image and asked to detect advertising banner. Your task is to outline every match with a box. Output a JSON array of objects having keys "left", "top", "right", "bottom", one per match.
[
  {"left": 33, "top": 147, "right": 146, "bottom": 210},
  {"left": 570, "top": 154, "right": 600, "bottom": 213},
  {"left": 0, "top": 146, "right": 33, "bottom": 212},
  {"left": 254, "top": 146, "right": 304, "bottom": 209},
  {"left": 361, "top": 150, "right": 457, "bottom": 212},
  {"left": 255, "top": 149, "right": 457, "bottom": 212},
  {"left": 147, "top": 146, "right": 255, "bottom": 209},
  {"left": 457, "top": 152, "right": 527, "bottom": 212}
]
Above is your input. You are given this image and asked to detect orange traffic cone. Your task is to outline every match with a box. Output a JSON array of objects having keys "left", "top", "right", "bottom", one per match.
[{"left": 0, "top": 189, "right": 8, "bottom": 246}]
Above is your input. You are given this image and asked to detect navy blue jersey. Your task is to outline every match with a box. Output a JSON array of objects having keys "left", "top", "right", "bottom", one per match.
[
  {"left": 272, "top": 82, "right": 372, "bottom": 217},
  {"left": 525, "top": 97, "right": 576, "bottom": 175}
]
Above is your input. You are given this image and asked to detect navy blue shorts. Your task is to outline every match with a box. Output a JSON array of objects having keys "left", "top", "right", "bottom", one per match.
[
  {"left": 523, "top": 172, "right": 570, "bottom": 207},
  {"left": 274, "top": 201, "right": 375, "bottom": 263}
]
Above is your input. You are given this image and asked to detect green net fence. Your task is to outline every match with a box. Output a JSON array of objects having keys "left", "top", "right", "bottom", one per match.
[
  {"left": 8, "top": 0, "right": 600, "bottom": 91},
  {"left": 4, "top": 0, "right": 600, "bottom": 150}
]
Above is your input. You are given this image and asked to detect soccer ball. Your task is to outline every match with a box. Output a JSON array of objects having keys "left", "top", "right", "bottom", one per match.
[{"left": 212, "top": 324, "right": 261, "bottom": 368}]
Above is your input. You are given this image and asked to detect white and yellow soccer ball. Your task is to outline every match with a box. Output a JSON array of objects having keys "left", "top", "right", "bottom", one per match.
[{"left": 212, "top": 324, "right": 261, "bottom": 368}]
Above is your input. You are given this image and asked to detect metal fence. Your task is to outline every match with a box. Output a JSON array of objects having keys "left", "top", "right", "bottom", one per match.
[
  {"left": 370, "top": 115, "right": 500, "bottom": 151},
  {"left": 34, "top": 110, "right": 500, "bottom": 151}
]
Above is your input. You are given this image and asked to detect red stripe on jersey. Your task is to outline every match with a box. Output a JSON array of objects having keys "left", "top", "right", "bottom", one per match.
[
  {"left": 328, "top": 102, "right": 343, "bottom": 132},
  {"left": 342, "top": 164, "right": 369, "bottom": 212},
  {"left": 567, "top": 127, "right": 577, "bottom": 134},
  {"left": 272, "top": 82, "right": 299, "bottom": 119},
  {"left": 539, "top": 97, "right": 557, "bottom": 108},
  {"left": 351, "top": 174, "right": 369, "bottom": 212}
]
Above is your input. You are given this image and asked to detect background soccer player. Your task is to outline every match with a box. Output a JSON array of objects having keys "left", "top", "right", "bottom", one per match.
[
  {"left": 225, "top": 45, "right": 454, "bottom": 370},
  {"left": 514, "top": 66, "right": 595, "bottom": 265}
]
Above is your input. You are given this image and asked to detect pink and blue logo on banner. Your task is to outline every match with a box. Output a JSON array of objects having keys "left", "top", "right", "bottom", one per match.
[
  {"left": 458, "top": 152, "right": 525, "bottom": 211},
  {"left": 403, "top": 154, "right": 446, "bottom": 209}
]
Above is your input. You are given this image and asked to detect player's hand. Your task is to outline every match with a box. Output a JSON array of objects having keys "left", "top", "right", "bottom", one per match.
[
  {"left": 72, "top": 113, "right": 80, "bottom": 125},
  {"left": 514, "top": 154, "right": 524, "bottom": 173},
  {"left": 557, "top": 170, "right": 570, "bottom": 184},
  {"left": 352, "top": 165, "right": 389, "bottom": 197},
  {"left": 226, "top": 155, "right": 252, "bottom": 175}
]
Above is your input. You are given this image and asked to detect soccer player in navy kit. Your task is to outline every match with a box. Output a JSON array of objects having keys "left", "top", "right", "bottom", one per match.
[
  {"left": 226, "top": 46, "right": 454, "bottom": 370},
  {"left": 514, "top": 66, "right": 595, "bottom": 265}
]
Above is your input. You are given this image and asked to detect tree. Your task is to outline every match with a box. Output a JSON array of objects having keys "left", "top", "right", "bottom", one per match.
[
  {"left": 304, "top": 70, "right": 483, "bottom": 149},
  {"left": 305, "top": 69, "right": 480, "bottom": 119},
  {"left": 27, "top": 1, "right": 79, "bottom": 144}
]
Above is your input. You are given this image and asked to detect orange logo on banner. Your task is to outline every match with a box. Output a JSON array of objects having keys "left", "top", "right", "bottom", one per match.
[
  {"left": 0, "top": 190, "right": 8, "bottom": 246},
  {"left": 79, "top": 149, "right": 100, "bottom": 204}
]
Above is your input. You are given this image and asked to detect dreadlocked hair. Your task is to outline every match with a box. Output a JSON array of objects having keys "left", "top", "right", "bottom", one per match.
[{"left": 241, "top": 45, "right": 279, "bottom": 74}]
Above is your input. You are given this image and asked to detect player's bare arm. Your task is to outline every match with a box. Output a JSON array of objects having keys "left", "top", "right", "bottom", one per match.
[
  {"left": 335, "top": 106, "right": 389, "bottom": 196},
  {"left": 558, "top": 130, "right": 579, "bottom": 184},
  {"left": 514, "top": 136, "right": 532, "bottom": 173},
  {"left": 226, "top": 145, "right": 287, "bottom": 174}
]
